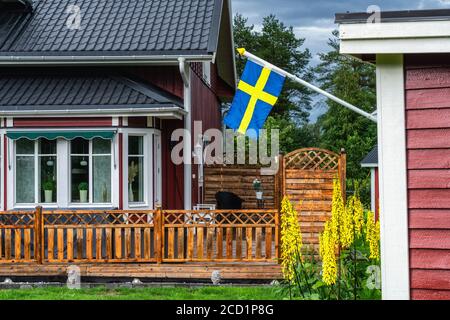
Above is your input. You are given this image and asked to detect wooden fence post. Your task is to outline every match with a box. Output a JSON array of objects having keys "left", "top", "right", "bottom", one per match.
[
  {"left": 275, "top": 210, "right": 281, "bottom": 263},
  {"left": 339, "top": 149, "right": 347, "bottom": 203},
  {"left": 274, "top": 153, "right": 283, "bottom": 211},
  {"left": 276, "top": 153, "right": 285, "bottom": 264},
  {"left": 279, "top": 153, "right": 285, "bottom": 203},
  {"left": 34, "top": 206, "right": 43, "bottom": 264},
  {"left": 155, "top": 205, "right": 163, "bottom": 263}
]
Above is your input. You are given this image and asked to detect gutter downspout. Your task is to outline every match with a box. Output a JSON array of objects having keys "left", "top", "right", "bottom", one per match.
[{"left": 179, "top": 58, "right": 192, "bottom": 210}]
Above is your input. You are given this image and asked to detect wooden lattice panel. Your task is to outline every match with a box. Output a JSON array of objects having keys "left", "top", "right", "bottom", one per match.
[
  {"left": 284, "top": 148, "right": 339, "bottom": 171},
  {"left": 43, "top": 211, "right": 154, "bottom": 226},
  {"left": 163, "top": 210, "right": 276, "bottom": 226},
  {"left": 282, "top": 148, "right": 346, "bottom": 253}
]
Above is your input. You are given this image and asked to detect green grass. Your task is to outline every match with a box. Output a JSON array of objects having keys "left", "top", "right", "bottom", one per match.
[{"left": 0, "top": 286, "right": 283, "bottom": 300}]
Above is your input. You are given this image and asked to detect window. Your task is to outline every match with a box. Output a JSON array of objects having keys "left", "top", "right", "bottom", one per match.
[
  {"left": 70, "top": 138, "right": 111, "bottom": 204},
  {"left": 202, "top": 62, "right": 211, "bottom": 85},
  {"left": 15, "top": 139, "right": 57, "bottom": 204},
  {"left": 128, "top": 136, "right": 144, "bottom": 204}
]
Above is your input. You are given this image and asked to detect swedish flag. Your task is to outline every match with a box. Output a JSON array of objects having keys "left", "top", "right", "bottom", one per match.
[{"left": 224, "top": 59, "right": 286, "bottom": 137}]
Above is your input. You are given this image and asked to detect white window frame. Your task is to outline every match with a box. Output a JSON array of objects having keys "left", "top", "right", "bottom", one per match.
[
  {"left": 122, "top": 128, "right": 161, "bottom": 210},
  {"left": 69, "top": 138, "right": 114, "bottom": 207},
  {"left": 202, "top": 62, "right": 211, "bottom": 85},
  {"left": 13, "top": 138, "right": 58, "bottom": 207},
  {"left": 5, "top": 128, "right": 162, "bottom": 211},
  {"left": 7, "top": 129, "right": 120, "bottom": 210},
  {"left": 153, "top": 131, "right": 162, "bottom": 206}
]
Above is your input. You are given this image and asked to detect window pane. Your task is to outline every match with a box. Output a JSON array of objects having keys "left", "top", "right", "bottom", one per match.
[
  {"left": 93, "top": 138, "right": 111, "bottom": 154},
  {"left": 16, "top": 156, "right": 35, "bottom": 203},
  {"left": 39, "top": 139, "right": 56, "bottom": 155},
  {"left": 128, "top": 157, "right": 143, "bottom": 203},
  {"left": 129, "top": 136, "right": 143, "bottom": 155},
  {"left": 40, "top": 156, "right": 57, "bottom": 203},
  {"left": 93, "top": 156, "right": 111, "bottom": 203},
  {"left": 71, "top": 156, "right": 89, "bottom": 203},
  {"left": 16, "top": 139, "right": 34, "bottom": 154},
  {"left": 71, "top": 138, "right": 89, "bottom": 155}
]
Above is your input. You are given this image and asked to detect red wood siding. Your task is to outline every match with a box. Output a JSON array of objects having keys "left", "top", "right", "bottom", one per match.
[
  {"left": 13, "top": 117, "right": 112, "bottom": 127},
  {"left": 190, "top": 64, "right": 222, "bottom": 205},
  {"left": 127, "top": 117, "right": 147, "bottom": 128},
  {"left": 130, "top": 66, "right": 184, "bottom": 99},
  {"left": 405, "top": 56, "right": 450, "bottom": 300},
  {"left": 161, "top": 119, "right": 184, "bottom": 209}
]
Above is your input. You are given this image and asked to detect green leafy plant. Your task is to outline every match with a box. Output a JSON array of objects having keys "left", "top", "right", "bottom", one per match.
[
  {"left": 78, "top": 182, "right": 88, "bottom": 191},
  {"left": 43, "top": 180, "right": 55, "bottom": 191},
  {"left": 252, "top": 179, "right": 262, "bottom": 191},
  {"left": 277, "top": 183, "right": 381, "bottom": 300}
]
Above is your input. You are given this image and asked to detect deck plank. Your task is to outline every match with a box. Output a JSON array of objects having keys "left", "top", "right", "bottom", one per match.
[{"left": 0, "top": 262, "right": 282, "bottom": 280}]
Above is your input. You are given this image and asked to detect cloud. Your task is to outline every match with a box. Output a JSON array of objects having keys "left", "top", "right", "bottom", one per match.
[{"left": 232, "top": 0, "right": 450, "bottom": 61}]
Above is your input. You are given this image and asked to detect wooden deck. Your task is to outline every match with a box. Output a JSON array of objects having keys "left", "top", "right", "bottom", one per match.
[
  {"left": 1, "top": 208, "right": 281, "bottom": 280},
  {"left": 0, "top": 262, "right": 282, "bottom": 280}
]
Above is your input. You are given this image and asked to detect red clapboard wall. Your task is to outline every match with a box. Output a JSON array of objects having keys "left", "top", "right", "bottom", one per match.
[{"left": 405, "top": 55, "right": 450, "bottom": 300}]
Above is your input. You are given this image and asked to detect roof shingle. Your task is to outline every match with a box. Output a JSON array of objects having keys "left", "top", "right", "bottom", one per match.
[
  {"left": 0, "top": 69, "right": 183, "bottom": 113},
  {"left": 361, "top": 145, "right": 378, "bottom": 167},
  {"left": 0, "top": 0, "right": 221, "bottom": 55}
]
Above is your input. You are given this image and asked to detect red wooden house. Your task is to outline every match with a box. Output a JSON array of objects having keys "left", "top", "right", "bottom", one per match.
[
  {"left": 337, "top": 9, "right": 450, "bottom": 300},
  {"left": 0, "top": 0, "right": 236, "bottom": 211}
]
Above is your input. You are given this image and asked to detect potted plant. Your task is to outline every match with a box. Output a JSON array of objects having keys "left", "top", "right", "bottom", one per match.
[
  {"left": 43, "top": 180, "right": 55, "bottom": 203},
  {"left": 253, "top": 179, "right": 263, "bottom": 200},
  {"left": 78, "top": 182, "right": 88, "bottom": 203}
]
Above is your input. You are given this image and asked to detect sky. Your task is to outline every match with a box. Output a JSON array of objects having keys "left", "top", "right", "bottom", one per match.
[{"left": 231, "top": 0, "right": 450, "bottom": 121}]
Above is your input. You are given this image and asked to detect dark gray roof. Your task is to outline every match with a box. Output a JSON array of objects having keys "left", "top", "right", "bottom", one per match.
[
  {"left": 0, "top": 0, "right": 32, "bottom": 12},
  {"left": 0, "top": 69, "right": 183, "bottom": 113},
  {"left": 0, "top": 0, "right": 222, "bottom": 56},
  {"left": 336, "top": 9, "right": 450, "bottom": 24},
  {"left": 361, "top": 145, "right": 378, "bottom": 167}
]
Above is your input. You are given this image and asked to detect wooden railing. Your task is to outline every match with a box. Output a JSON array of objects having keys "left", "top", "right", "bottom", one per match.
[
  {"left": 162, "top": 210, "right": 279, "bottom": 262},
  {"left": 0, "top": 207, "right": 280, "bottom": 264},
  {"left": 0, "top": 211, "right": 37, "bottom": 262},
  {"left": 42, "top": 210, "right": 157, "bottom": 263}
]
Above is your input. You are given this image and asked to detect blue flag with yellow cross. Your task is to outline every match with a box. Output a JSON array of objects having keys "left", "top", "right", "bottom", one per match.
[{"left": 224, "top": 59, "right": 286, "bottom": 137}]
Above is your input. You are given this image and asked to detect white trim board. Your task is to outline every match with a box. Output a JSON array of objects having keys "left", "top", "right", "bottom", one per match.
[
  {"left": 376, "top": 54, "right": 410, "bottom": 300},
  {"left": 341, "top": 38, "right": 450, "bottom": 55},
  {"left": 339, "top": 20, "right": 450, "bottom": 55},
  {"left": 340, "top": 21, "right": 450, "bottom": 40}
]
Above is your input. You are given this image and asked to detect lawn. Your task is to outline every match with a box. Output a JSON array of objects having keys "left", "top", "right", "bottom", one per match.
[{"left": 0, "top": 286, "right": 283, "bottom": 300}]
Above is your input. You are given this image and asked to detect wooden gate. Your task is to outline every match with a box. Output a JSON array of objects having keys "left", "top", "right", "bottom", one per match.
[{"left": 281, "top": 148, "right": 346, "bottom": 252}]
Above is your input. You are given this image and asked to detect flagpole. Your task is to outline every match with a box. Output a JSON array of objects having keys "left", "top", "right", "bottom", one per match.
[{"left": 237, "top": 48, "right": 378, "bottom": 123}]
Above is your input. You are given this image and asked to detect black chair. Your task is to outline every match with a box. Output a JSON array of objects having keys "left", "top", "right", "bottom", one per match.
[{"left": 215, "top": 191, "right": 244, "bottom": 209}]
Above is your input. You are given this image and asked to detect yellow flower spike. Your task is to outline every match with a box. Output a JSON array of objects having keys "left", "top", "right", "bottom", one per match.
[
  {"left": 366, "top": 211, "right": 380, "bottom": 261},
  {"left": 352, "top": 194, "right": 365, "bottom": 238},
  {"left": 280, "top": 196, "right": 303, "bottom": 283},
  {"left": 320, "top": 221, "right": 337, "bottom": 285},
  {"left": 330, "top": 177, "right": 353, "bottom": 249}
]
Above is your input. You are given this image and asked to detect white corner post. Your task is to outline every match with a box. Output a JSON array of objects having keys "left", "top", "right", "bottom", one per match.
[
  {"left": 179, "top": 58, "right": 192, "bottom": 210},
  {"left": 376, "top": 54, "right": 410, "bottom": 300}
]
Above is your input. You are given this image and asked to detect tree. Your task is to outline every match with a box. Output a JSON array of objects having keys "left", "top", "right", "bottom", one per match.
[
  {"left": 315, "top": 31, "right": 377, "bottom": 188},
  {"left": 264, "top": 116, "right": 320, "bottom": 154},
  {"left": 233, "top": 14, "right": 313, "bottom": 122}
]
